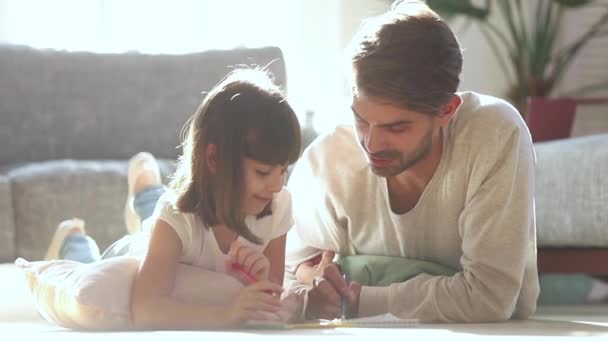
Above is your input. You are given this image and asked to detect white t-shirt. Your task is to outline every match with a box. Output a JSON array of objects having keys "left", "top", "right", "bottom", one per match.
[
  {"left": 132, "top": 187, "right": 293, "bottom": 273},
  {"left": 285, "top": 91, "right": 539, "bottom": 323}
]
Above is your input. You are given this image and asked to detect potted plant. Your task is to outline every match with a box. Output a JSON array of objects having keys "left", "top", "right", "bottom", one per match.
[{"left": 424, "top": 0, "right": 608, "bottom": 141}]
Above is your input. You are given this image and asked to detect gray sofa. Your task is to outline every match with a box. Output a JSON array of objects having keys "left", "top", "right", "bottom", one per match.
[
  {"left": 534, "top": 134, "right": 608, "bottom": 274},
  {"left": 0, "top": 44, "right": 287, "bottom": 262},
  {"left": 1, "top": 43, "right": 607, "bottom": 274}
]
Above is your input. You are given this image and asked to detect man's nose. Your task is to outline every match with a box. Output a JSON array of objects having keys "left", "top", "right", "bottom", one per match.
[{"left": 365, "top": 126, "right": 382, "bottom": 154}]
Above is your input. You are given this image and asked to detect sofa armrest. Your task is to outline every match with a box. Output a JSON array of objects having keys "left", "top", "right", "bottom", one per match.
[
  {"left": 10, "top": 159, "right": 175, "bottom": 261},
  {"left": 10, "top": 160, "right": 129, "bottom": 261},
  {"left": 0, "top": 173, "right": 16, "bottom": 262},
  {"left": 534, "top": 134, "right": 608, "bottom": 247}
]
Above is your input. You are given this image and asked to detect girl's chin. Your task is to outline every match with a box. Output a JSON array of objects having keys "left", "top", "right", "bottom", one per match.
[{"left": 245, "top": 205, "right": 267, "bottom": 216}]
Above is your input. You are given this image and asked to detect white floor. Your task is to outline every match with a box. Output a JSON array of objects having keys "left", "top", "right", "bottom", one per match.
[
  {"left": 536, "top": 304, "right": 608, "bottom": 324},
  {"left": 3, "top": 261, "right": 608, "bottom": 340}
]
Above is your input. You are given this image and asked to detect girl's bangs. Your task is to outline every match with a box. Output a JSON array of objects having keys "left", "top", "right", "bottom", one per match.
[{"left": 244, "top": 114, "right": 300, "bottom": 166}]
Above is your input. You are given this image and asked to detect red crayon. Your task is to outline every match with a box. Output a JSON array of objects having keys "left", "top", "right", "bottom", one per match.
[{"left": 231, "top": 262, "right": 258, "bottom": 284}]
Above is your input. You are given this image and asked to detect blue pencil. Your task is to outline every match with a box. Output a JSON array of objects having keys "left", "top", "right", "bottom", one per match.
[{"left": 340, "top": 272, "right": 348, "bottom": 320}]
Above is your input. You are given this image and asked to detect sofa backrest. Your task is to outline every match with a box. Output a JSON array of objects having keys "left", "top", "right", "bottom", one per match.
[{"left": 0, "top": 44, "right": 287, "bottom": 165}]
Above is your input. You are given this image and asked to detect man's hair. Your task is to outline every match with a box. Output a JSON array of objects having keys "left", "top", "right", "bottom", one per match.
[
  {"left": 348, "top": 0, "right": 463, "bottom": 115},
  {"left": 169, "top": 68, "right": 301, "bottom": 244}
]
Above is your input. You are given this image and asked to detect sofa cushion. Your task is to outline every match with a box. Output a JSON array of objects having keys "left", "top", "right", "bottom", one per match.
[
  {"left": 535, "top": 134, "right": 608, "bottom": 247},
  {"left": 10, "top": 159, "right": 175, "bottom": 261},
  {"left": 0, "top": 44, "right": 286, "bottom": 165},
  {"left": 0, "top": 174, "right": 15, "bottom": 262}
]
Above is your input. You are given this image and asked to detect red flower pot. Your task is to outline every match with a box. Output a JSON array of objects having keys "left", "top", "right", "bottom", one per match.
[{"left": 526, "top": 97, "right": 577, "bottom": 143}]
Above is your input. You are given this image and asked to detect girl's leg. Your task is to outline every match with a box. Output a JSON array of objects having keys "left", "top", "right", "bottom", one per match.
[
  {"left": 101, "top": 184, "right": 164, "bottom": 259},
  {"left": 101, "top": 152, "right": 165, "bottom": 260},
  {"left": 133, "top": 184, "right": 165, "bottom": 223},
  {"left": 45, "top": 218, "right": 101, "bottom": 263},
  {"left": 124, "top": 152, "right": 163, "bottom": 234},
  {"left": 59, "top": 234, "right": 101, "bottom": 263},
  {"left": 46, "top": 151, "right": 166, "bottom": 263},
  {"left": 99, "top": 235, "right": 133, "bottom": 259}
]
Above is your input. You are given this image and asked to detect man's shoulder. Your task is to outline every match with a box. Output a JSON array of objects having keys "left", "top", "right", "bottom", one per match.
[
  {"left": 445, "top": 92, "right": 535, "bottom": 172},
  {"left": 289, "top": 125, "right": 370, "bottom": 193},
  {"left": 450, "top": 92, "right": 530, "bottom": 142},
  {"left": 303, "top": 125, "right": 366, "bottom": 168}
]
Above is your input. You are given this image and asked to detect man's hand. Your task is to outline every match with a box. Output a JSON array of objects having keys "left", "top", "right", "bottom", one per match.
[
  {"left": 295, "top": 251, "right": 358, "bottom": 319},
  {"left": 346, "top": 282, "right": 362, "bottom": 318}
]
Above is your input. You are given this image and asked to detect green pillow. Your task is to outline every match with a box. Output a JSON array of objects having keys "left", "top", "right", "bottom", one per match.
[{"left": 336, "top": 255, "right": 457, "bottom": 286}]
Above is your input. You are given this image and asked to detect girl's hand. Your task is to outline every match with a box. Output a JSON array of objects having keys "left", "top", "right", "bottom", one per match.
[
  {"left": 241, "top": 291, "right": 306, "bottom": 324},
  {"left": 227, "top": 240, "right": 271, "bottom": 281},
  {"left": 224, "top": 280, "right": 284, "bottom": 326}
]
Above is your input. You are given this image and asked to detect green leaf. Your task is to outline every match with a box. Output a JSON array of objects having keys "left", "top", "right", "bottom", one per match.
[
  {"left": 426, "top": 0, "right": 489, "bottom": 19},
  {"left": 552, "top": 0, "right": 592, "bottom": 8}
]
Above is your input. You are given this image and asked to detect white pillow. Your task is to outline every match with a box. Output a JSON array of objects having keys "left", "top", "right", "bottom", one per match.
[{"left": 15, "top": 256, "right": 243, "bottom": 330}]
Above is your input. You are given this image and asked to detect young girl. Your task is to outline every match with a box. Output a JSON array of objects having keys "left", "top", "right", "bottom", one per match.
[{"left": 44, "top": 68, "right": 302, "bottom": 329}]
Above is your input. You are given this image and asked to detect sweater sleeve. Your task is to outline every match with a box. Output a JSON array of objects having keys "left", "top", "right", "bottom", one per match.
[
  {"left": 284, "top": 142, "right": 350, "bottom": 284},
  {"left": 359, "top": 123, "right": 537, "bottom": 323}
]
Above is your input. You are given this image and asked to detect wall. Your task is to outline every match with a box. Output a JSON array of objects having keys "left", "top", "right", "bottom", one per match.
[
  {"left": 0, "top": 0, "right": 7, "bottom": 40},
  {"left": 558, "top": 6, "right": 608, "bottom": 137},
  {"left": 337, "top": 0, "right": 607, "bottom": 137},
  {"left": 1, "top": 0, "right": 604, "bottom": 136},
  {"left": 338, "top": 0, "right": 512, "bottom": 97}
]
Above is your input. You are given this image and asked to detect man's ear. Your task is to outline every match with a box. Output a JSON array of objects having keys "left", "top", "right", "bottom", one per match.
[
  {"left": 437, "top": 94, "right": 462, "bottom": 126},
  {"left": 206, "top": 144, "right": 217, "bottom": 174}
]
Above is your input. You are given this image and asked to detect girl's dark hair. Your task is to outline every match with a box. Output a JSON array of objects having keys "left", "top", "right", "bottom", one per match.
[
  {"left": 348, "top": 0, "right": 463, "bottom": 115},
  {"left": 169, "top": 68, "right": 301, "bottom": 244}
]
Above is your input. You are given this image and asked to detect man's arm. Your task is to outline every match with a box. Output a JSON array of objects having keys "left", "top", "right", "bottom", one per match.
[
  {"left": 357, "top": 126, "right": 537, "bottom": 323},
  {"left": 284, "top": 138, "right": 356, "bottom": 319}
]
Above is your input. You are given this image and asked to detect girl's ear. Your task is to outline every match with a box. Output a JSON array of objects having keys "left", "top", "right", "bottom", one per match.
[{"left": 206, "top": 144, "right": 217, "bottom": 174}]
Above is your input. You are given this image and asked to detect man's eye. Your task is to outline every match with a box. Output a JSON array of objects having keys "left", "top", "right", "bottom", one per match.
[{"left": 388, "top": 125, "right": 408, "bottom": 133}]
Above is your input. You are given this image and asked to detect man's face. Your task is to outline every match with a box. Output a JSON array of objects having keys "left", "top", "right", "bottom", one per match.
[{"left": 352, "top": 93, "right": 438, "bottom": 177}]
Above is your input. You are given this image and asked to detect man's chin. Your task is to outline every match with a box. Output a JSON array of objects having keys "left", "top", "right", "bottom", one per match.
[{"left": 369, "top": 164, "right": 398, "bottom": 177}]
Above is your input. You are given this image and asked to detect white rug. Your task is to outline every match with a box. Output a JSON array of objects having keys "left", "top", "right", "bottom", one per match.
[{"left": 2, "top": 262, "right": 608, "bottom": 340}]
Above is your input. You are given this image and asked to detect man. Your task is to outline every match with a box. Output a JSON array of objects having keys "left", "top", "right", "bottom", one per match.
[{"left": 284, "top": 0, "right": 539, "bottom": 323}]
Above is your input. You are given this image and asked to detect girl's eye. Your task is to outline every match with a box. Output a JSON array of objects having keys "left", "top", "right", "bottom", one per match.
[{"left": 256, "top": 170, "right": 270, "bottom": 176}]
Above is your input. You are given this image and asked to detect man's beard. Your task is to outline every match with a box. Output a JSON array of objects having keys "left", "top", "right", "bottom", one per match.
[{"left": 361, "top": 128, "right": 434, "bottom": 177}]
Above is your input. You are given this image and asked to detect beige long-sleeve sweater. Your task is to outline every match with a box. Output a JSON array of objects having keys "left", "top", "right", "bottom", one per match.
[{"left": 285, "top": 92, "right": 540, "bottom": 323}]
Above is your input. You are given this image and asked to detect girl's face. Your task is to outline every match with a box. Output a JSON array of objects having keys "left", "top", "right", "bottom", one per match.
[{"left": 241, "top": 158, "right": 288, "bottom": 216}]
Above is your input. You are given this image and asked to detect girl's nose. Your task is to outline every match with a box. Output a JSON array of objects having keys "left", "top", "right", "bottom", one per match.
[{"left": 268, "top": 172, "right": 285, "bottom": 193}]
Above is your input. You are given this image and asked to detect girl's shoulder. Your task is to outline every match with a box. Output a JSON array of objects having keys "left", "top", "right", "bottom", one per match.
[{"left": 150, "top": 188, "right": 201, "bottom": 233}]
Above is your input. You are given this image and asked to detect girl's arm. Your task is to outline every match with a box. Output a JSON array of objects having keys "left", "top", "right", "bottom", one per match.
[
  {"left": 130, "top": 219, "right": 282, "bottom": 330},
  {"left": 263, "top": 233, "right": 286, "bottom": 286}
]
